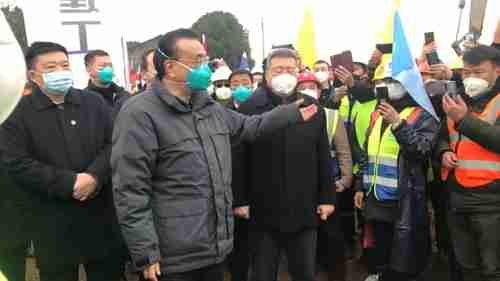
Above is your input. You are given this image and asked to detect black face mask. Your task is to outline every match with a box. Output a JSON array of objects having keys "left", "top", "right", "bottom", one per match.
[{"left": 350, "top": 80, "right": 375, "bottom": 103}]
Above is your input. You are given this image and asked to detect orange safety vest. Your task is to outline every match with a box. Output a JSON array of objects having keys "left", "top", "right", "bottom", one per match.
[{"left": 441, "top": 93, "right": 500, "bottom": 188}]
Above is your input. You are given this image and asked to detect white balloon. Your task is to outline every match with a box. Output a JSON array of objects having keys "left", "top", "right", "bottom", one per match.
[{"left": 0, "top": 11, "right": 25, "bottom": 125}]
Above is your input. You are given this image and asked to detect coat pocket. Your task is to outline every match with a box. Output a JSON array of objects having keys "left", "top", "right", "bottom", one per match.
[
  {"left": 224, "top": 191, "right": 234, "bottom": 240},
  {"left": 154, "top": 198, "right": 212, "bottom": 257}
]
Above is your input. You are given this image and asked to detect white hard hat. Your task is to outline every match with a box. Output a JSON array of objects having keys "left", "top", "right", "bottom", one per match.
[{"left": 212, "top": 66, "right": 232, "bottom": 82}]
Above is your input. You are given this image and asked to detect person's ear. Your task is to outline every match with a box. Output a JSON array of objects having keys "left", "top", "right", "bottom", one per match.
[
  {"left": 28, "top": 69, "right": 43, "bottom": 87},
  {"left": 27, "top": 70, "right": 35, "bottom": 81},
  {"left": 164, "top": 60, "right": 178, "bottom": 79}
]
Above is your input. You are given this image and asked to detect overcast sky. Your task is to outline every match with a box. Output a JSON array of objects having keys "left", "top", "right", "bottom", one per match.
[
  {"left": 114, "top": 0, "right": 499, "bottom": 67},
  {"left": 11, "top": 0, "right": 500, "bottom": 68}
]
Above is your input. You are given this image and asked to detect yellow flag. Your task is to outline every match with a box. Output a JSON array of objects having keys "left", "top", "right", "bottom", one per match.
[
  {"left": 296, "top": 8, "right": 317, "bottom": 69},
  {"left": 373, "top": 0, "right": 400, "bottom": 80},
  {"left": 0, "top": 271, "right": 8, "bottom": 281}
]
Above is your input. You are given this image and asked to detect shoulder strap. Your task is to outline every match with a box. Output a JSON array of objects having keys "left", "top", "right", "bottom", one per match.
[{"left": 483, "top": 93, "right": 500, "bottom": 123}]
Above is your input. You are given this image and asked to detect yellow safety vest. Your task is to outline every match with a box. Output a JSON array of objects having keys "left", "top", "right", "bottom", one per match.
[
  {"left": 338, "top": 96, "right": 351, "bottom": 122},
  {"left": 351, "top": 100, "right": 378, "bottom": 174},
  {"left": 364, "top": 107, "right": 417, "bottom": 201}
]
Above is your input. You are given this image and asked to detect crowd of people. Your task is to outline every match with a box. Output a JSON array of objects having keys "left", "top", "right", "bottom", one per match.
[{"left": 1, "top": 17, "right": 500, "bottom": 281}]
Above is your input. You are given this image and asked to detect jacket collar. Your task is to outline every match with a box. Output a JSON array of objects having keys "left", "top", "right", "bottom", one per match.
[
  {"left": 87, "top": 80, "right": 127, "bottom": 103},
  {"left": 252, "top": 86, "right": 304, "bottom": 108},
  {"left": 152, "top": 80, "right": 214, "bottom": 114},
  {"left": 31, "top": 84, "right": 81, "bottom": 111}
]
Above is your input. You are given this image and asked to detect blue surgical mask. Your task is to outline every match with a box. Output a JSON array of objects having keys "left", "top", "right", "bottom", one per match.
[
  {"left": 232, "top": 86, "right": 252, "bottom": 103},
  {"left": 42, "top": 70, "right": 73, "bottom": 96},
  {"left": 97, "top": 66, "right": 113, "bottom": 85}
]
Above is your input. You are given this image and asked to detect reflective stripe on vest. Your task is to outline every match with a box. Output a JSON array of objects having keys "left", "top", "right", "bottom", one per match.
[
  {"left": 364, "top": 107, "right": 417, "bottom": 201},
  {"left": 339, "top": 95, "right": 351, "bottom": 122},
  {"left": 441, "top": 93, "right": 500, "bottom": 187},
  {"left": 325, "top": 108, "right": 339, "bottom": 145}
]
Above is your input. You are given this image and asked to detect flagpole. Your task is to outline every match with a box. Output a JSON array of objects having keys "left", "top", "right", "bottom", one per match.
[{"left": 261, "top": 16, "right": 265, "bottom": 61}]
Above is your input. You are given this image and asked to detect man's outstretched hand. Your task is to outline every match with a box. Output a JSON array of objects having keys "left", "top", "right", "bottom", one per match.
[
  {"left": 295, "top": 99, "right": 318, "bottom": 122},
  {"left": 143, "top": 262, "right": 161, "bottom": 281}
]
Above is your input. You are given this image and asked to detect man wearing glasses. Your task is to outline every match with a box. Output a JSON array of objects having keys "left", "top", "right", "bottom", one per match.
[
  {"left": 237, "top": 48, "right": 336, "bottom": 281},
  {"left": 111, "top": 29, "right": 319, "bottom": 281}
]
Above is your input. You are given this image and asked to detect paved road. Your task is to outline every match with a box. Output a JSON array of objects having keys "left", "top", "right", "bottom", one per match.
[{"left": 23, "top": 255, "right": 451, "bottom": 281}]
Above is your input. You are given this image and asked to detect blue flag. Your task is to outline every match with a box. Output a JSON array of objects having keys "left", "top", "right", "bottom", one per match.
[
  {"left": 392, "top": 12, "right": 438, "bottom": 120},
  {"left": 239, "top": 52, "right": 250, "bottom": 70}
]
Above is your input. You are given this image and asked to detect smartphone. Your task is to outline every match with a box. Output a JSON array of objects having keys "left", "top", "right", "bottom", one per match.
[
  {"left": 330, "top": 51, "right": 354, "bottom": 72},
  {"left": 424, "top": 32, "right": 435, "bottom": 45},
  {"left": 376, "top": 43, "right": 393, "bottom": 54},
  {"left": 330, "top": 54, "right": 343, "bottom": 71},
  {"left": 376, "top": 86, "right": 389, "bottom": 104},
  {"left": 446, "top": 81, "right": 458, "bottom": 98},
  {"left": 341, "top": 51, "right": 354, "bottom": 73},
  {"left": 426, "top": 51, "right": 441, "bottom": 65}
]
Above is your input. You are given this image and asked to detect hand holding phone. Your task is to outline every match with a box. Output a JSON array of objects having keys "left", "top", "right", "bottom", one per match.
[
  {"left": 426, "top": 51, "right": 441, "bottom": 65},
  {"left": 376, "top": 86, "right": 389, "bottom": 104},
  {"left": 446, "top": 81, "right": 458, "bottom": 98},
  {"left": 330, "top": 51, "right": 354, "bottom": 73}
]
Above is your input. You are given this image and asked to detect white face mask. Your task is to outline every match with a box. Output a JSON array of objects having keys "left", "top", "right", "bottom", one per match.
[
  {"left": 271, "top": 74, "right": 298, "bottom": 97},
  {"left": 387, "top": 82, "right": 406, "bottom": 100},
  {"left": 215, "top": 86, "right": 232, "bottom": 100},
  {"left": 300, "top": 89, "right": 319, "bottom": 100},
  {"left": 315, "top": 71, "right": 329, "bottom": 83},
  {"left": 463, "top": 77, "right": 490, "bottom": 98}
]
